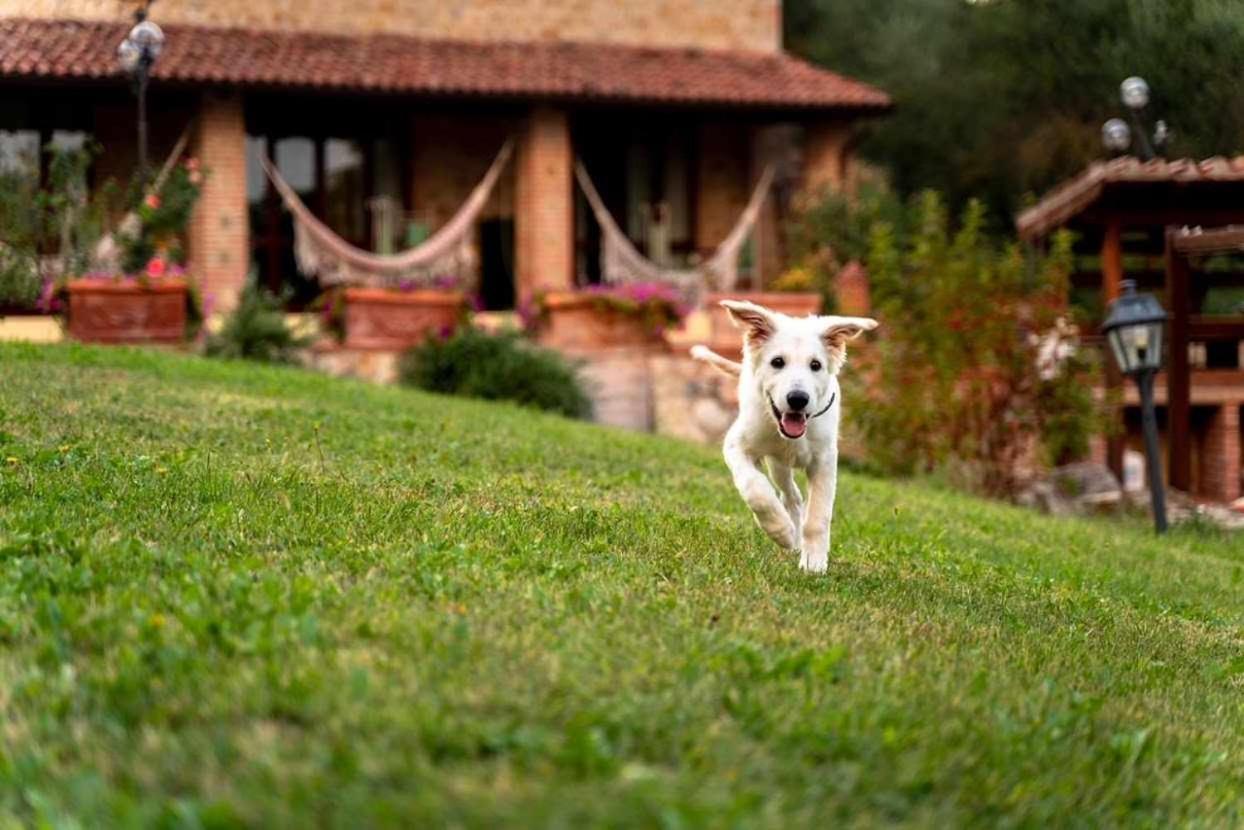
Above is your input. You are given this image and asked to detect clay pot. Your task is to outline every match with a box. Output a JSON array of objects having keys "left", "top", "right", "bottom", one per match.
[
  {"left": 342, "top": 288, "right": 467, "bottom": 350},
  {"left": 67, "top": 278, "right": 188, "bottom": 345}
]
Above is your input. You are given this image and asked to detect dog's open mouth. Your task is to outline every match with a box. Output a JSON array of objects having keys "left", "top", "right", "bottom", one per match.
[{"left": 769, "top": 396, "right": 808, "bottom": 439}]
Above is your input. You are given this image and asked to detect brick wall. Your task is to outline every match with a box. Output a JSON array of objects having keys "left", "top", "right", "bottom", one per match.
[
  {"left": 514, "top": 106, "right": 573, "bottom": 296},
  {"left": 187, "top": 93, "right": 248, "bottom": 312},
  {"left": 13, "top": 0, "right": 782, "bottom": 52},
  {"left": 1203, "top": 404, "right": 1241, "bottom": 503}
]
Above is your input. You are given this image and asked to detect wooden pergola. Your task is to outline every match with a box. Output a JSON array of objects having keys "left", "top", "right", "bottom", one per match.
[{"left": 1018, "top": 157, "right": 1244, "bottom": 500}]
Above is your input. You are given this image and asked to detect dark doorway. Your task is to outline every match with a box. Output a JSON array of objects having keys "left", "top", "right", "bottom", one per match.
[{"left": 479, "top": 218, "right": 515, "bottom": 310}]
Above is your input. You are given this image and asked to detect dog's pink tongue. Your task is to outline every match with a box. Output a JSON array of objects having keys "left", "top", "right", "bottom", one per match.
[{"left": 781, "top": 413, "right": 807, "bottom": 438}]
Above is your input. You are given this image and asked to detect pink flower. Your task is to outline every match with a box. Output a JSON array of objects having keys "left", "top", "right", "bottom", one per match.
[
  {"left": 38, "top": 280, "right": 62, "bottom": 313},
  {"left": 144, "top": 193, "right": 161, "bottom": 211},
  {"left": 184, "top": 157, "right": 200, "bottom": 172},
  {"left": 145, "top": 257, "right": 167, "bottom": 279}
]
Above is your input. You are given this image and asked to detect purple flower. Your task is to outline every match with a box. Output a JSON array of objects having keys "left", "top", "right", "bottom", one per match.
[{"left": 431, "top": 274, "right": 461, "bottom": 291}]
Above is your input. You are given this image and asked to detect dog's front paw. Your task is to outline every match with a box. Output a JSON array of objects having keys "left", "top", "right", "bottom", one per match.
[
  {"left": 796, "top": 542, "right": 826, "bottom": 574},
  {"left": 799, "top": 549, "right": 829, "bottom": 574}
]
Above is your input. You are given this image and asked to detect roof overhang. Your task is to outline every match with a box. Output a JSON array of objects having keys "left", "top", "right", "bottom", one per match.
[
  {"left": 1017, "top": 156, "right": 1244, "bottom": 241},
  {"left": 0, "top": 18, "right": 893, "bottom": 112}
]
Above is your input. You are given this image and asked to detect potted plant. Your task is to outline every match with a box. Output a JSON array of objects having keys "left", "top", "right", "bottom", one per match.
[
  {"left": 524, "top": 282, "right": 687, "bottom": 352},
  {"left": 52, "top": 156, "right": 205, "bottom": 345},
  {"left": 318, "top": 276, "right": 472, "bottom": 350}
]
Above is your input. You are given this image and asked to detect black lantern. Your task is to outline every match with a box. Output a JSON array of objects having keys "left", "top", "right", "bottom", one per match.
[
  {"left": 116, "top": 9, "right": 165, "bottom": 177},
  {"left": 1101, "top": 279, "right": 1169, "bottom": 532}
]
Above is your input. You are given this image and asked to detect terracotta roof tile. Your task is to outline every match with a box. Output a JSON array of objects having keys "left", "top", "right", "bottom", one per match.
[
  {"left": 0, "top": 18, "right": 891, "bottom": 110},
  {"left": 1017, "top": 156, "right": 1244, "bottom": 239}
]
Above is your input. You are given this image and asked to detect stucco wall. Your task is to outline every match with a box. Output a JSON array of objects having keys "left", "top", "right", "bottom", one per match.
[{"left": 11, "top": 0, "right": 782, "bottom": 52}]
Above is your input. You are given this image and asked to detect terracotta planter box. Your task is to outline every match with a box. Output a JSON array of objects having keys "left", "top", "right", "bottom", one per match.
[
  {"left": 703, "top": 291, "right": 823, "bottom": 353},
  {"left": 342, "top": 288, "right": 467, "bottom": 350},
  {"left": 535, "top": 290, "right": 668, "bottom": 352},
  {"left": 67, "top": 278, "right": 188, "bottom": 345}
]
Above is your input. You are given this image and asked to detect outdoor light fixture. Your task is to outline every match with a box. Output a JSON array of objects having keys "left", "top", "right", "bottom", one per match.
[
  {"left": 1101, "top": 279, "right": 1169, "bottom": 532},
  {"left": 116, "top": 7, "right": 165, "bottom": 176},
  {"left": 1101, "top": 76, "right": 1169, "bottom": 161}
]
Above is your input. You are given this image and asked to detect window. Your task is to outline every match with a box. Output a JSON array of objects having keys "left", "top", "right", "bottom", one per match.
[{"left": 0, "top": 102, "right": 93, "bottom": 311}]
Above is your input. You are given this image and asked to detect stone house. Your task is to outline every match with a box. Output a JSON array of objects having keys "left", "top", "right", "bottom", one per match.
[{"left": 0, "top": 0, "right": 889, "bottom": 313}]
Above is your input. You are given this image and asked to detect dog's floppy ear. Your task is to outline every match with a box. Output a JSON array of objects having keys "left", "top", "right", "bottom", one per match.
[
  {"left": 819, "top": 316, "right": 878, "bottom": 350},
  {"left": 720, "top": 300, "right": 777, "bottom": 346}
]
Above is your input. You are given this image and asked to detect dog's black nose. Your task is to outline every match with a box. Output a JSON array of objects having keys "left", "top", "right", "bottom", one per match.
[{"left": 786, "top": 390, "right": 810, "bottom": 411}]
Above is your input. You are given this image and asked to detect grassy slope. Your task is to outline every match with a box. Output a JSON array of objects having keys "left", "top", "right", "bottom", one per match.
[{"left": 0, "top": 343, "right": 1241, "bottom": 828}]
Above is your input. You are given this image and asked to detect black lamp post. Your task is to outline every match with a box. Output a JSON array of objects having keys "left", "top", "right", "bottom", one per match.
[
  {"left": 1101, "top": 76, "right": 1170, "bottom": 161},
  {"left": 1101, "top": 279, "right": 1169, "bottom": 532},
  {"left": 116, "top": 8, "right": 165, "bottom": 178}
]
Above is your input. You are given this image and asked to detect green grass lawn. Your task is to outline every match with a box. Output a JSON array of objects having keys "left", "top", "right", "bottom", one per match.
[{"left": 1, "top": 343, "right": 1242, "bottom": 828}]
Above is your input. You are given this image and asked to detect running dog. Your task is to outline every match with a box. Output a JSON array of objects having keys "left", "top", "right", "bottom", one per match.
[{"left": 692, "top": 300, "right": 877, "bottom": 573}]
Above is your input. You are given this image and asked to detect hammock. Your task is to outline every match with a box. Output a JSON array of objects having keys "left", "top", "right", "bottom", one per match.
[
  {"left": 262, "top": 139, "right": 514, "bottom": 288},
  {"left": 574, "top": 160, "right": 774, "bottom": 305}
]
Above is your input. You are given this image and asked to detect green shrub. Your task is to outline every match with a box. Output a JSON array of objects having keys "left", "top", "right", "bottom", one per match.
[
  {"left": 204, "top": 282, "right": 311, "bottom": 364},
  {"left": 399, "top": 329, "right": 592, "bottom": 419},
  {"left": 841, "top": 191, "right": 1105, "bottom": 496}
]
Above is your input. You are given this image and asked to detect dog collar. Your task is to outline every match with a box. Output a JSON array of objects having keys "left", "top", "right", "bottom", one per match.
[{"left": 809, "top": 392, "right": 837, "bottom": 420}]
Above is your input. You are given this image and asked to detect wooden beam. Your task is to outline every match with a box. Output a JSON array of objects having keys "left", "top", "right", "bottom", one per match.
[
  {"left": 1189, "top": 316, "right": 1244, "bottom": 340},
  {"left": 1166, "top": 228, "right": 1192, "bottom": 492},
  {"left": 1172, "top": 225, "right": 1244, "bottom": 255},
  {"left": 1102, "top": 221, "right": 1125, "bottom": 480}
]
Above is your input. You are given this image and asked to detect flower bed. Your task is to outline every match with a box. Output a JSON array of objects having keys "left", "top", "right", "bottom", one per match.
[{"left": 526, "top": 283, "right": 687, "bottom": 352}]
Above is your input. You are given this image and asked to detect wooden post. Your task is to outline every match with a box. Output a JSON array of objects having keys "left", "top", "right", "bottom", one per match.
[
  {"left": 1101, "top": 221, "right": 1125, "bottom": 481},
  {"left": 1165, "top": 229, "right": 1192, "bottom": 492}
]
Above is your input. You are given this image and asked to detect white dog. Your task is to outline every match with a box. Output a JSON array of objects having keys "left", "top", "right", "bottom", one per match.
[{"left": 693, "top": 300, "right": 877, "bottom": 573}]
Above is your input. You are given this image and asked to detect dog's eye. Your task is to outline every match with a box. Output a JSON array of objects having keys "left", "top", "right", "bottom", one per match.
[
  {"left": 770, "top": 356, "right": 785, "bottom": 369},
  {"left": 810, "top": 359, "right": 823, "bottom": 372}
]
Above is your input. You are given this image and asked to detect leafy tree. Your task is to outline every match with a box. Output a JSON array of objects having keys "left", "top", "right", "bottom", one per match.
[{"left": 786, "top": 0, "right": 1244, "bottom": 217}]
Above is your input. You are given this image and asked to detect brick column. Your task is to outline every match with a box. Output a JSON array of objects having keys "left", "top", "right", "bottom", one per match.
[
  {"left": 188, "top": 93, "right": 248, "bottom": 313},
  {"left": 1203, "top": 404, "right": 1241, "bottom": 503},
  {"left": 515, "top": 106, "right": 573, "bottom": 297},
  {"left": 802, "top": 120, "right": 853, "bottom": 197}
]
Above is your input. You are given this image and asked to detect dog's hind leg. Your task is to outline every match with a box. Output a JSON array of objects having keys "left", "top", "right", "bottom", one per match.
[
  {"left": 799, "top": 451, "right": 839, "bottom": 574},
  {"left": 767, "top": 459, "right": 803, "bottom": 544},
  {"left": 723, "top": 431, "right": 798, "bottom": 550}
]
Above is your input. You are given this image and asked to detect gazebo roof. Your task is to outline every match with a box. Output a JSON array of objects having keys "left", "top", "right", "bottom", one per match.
[{"left": 1017, "top": 156, "right": 1244, "bottom": 240}]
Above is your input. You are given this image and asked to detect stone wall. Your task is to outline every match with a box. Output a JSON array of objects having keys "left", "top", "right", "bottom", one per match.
[{"left": 14, "top": 0, "right": 782, "bottom": 52}]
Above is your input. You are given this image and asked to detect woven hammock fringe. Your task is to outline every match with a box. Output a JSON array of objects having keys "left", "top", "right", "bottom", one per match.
[
  {"left": 574, "top": 160, "right": 773, "bottom": 307},
  {"left": 263, "top": 139, "right": 514, "bottom": 289}
]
